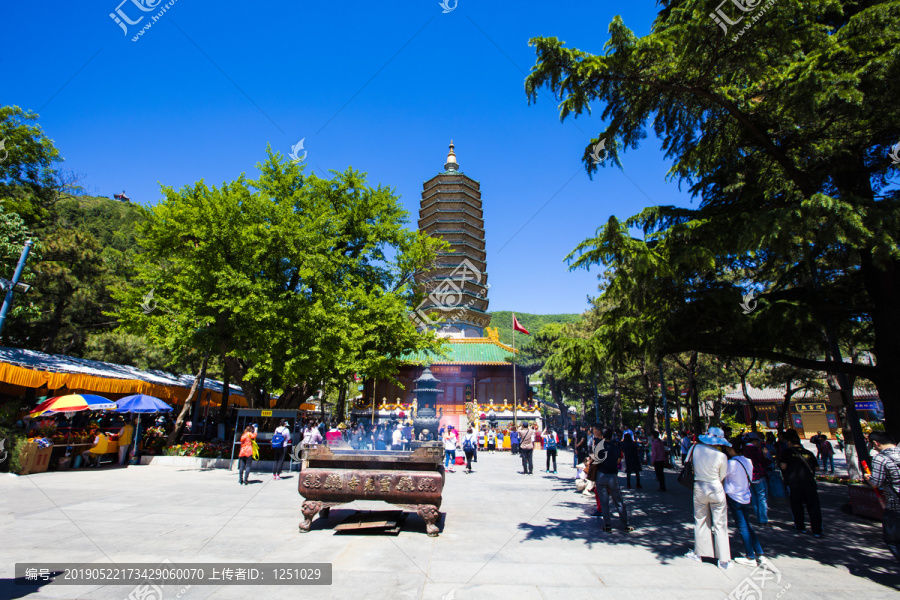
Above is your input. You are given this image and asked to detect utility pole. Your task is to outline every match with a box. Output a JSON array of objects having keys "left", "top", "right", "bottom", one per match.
[{"left": 0, "top": 240, "right": 34, "bottom": 337}]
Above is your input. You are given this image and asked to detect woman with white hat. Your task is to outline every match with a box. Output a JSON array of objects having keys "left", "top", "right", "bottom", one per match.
[{"left": 685, "top": 427, "right": 733, "bottom": 569}]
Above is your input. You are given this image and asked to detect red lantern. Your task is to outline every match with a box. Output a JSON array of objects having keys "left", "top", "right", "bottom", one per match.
[
  {"left": 480, "top": 413, "right": 487, "bottom": 419},
  {"left": 398, "top": 411, "right": 405, "bottom": 418}
]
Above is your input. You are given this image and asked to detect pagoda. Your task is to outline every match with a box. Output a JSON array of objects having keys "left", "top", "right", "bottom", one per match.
[
  {"left": 356, "top": 143, "right": 538, "bottom": 434},
  {"left": 413, "top": 141, "right": 491, "bottom": 338}
]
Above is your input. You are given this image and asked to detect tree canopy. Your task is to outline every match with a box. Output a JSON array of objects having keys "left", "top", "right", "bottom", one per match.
[
  {"left": 526, "top": 0, "right": 900, "bottom": 432},
  {"left": 114, "top": 149, "right": 447, "bottom": 409}
]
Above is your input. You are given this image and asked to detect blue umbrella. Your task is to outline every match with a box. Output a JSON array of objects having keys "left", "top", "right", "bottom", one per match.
[
  {"left": 114, "top": 395, "right": 173, "bottom": 463},
  {"left": 114, "top": 394, "right": 173, "bottom": 413}
]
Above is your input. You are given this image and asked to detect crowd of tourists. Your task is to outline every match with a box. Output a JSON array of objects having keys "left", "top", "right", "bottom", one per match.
[
  {"left": 565, "top": 422, "right": 899, "bottom": 567},
  {"left": 235, "top": 414, "right": 899, "bottom": 565}
]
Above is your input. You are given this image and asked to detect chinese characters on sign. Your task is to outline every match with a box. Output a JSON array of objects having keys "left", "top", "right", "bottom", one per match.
[{"left": 304, "top": 473, "right": 439, "bottom": 494}]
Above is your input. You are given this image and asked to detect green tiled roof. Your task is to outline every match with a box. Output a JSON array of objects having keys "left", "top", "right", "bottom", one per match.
[{"left": 402, "top": 339, "right": 515, "bottom": 365}]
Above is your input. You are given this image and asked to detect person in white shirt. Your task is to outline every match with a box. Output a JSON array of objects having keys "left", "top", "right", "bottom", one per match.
[
  {"left": 391, "top": 424, "right": 405, "bottom": 451},
  {"left": 487, "top": 428, "right": 497, "bottom": 453},
  {"left": 272, "top": 420, "right": 292, "bottom": 480},
  {"left": 685, "top": 427, "right": 732, "bottom": 569},
  {"left": 442, "top": 427, "right": 457, "bottom": 472},
  {"left": 724, "top": 439, "right": 765, "bottom": 567},
  {"left": 302, "top": 424, "right": 322, "bottom": 446}
]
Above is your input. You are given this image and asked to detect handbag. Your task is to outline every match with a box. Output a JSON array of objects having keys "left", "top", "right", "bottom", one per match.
[
  {"left": 677, "top": 446, "right": 695, "bottom": 488},
  {"left": 768, "top": 467, "right": 787, "bottom": 498}
]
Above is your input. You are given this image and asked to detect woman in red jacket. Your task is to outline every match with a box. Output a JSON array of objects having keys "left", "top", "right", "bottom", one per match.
[{"left": 238, "top": 425, "right": 257, "bottom": 485}]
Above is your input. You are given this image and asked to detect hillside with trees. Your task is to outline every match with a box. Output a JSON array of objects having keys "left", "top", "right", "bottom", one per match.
[{"left": 488, "top": 311, "right": 581, "bottom": 347}]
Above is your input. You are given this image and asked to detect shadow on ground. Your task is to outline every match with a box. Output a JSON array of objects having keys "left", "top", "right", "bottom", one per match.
[{"left": 519, "top": 471, "right": 900, "bottom": 590}]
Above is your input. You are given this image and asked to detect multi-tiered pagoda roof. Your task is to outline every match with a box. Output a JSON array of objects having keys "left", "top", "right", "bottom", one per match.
[{"left": 414, "top": 142, "right": 491, "bottom": 337}]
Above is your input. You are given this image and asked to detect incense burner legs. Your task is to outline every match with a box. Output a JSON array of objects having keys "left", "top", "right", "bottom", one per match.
[{"left": 417, "top": 504, "right": 441, "bottom": 537}]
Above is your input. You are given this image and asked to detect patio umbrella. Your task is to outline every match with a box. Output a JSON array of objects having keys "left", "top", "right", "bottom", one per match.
[
  {"left": 113, "top": 394, "right": 173, "bottom": 414},
  {"left": 113, "top": 394, "right": 173, "bottom": 462},
  {"left": 28, "top": 394, "right": 117, "bottom": 457},
  {"left": 29, "top": 394, "right": 117, "bottom": 417}
]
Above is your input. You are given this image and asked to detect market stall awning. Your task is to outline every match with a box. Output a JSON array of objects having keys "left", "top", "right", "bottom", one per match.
[{"left": 0, "top": 346, "right": 244, "bottom": 407}]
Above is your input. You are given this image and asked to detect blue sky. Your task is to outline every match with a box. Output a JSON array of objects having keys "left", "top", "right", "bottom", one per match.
[{"left": 2, "top": 0, "right": 694, "bottom": 314}]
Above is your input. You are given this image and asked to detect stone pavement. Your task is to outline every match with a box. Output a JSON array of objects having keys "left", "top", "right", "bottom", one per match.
[{"left": 2, "top": 449, "right": 897, "bottom": 600}]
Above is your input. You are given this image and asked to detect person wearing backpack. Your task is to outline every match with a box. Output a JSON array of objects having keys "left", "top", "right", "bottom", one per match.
[
  {"left": 518, "top": 424, "right": 535, "bottom": 474},
  {"left": 543, "top": 427, "right": 558, "bottom": 473},
  {"left": 588, "top": 426, "right": 632, "bottom": 532},
  {"left": 864, "top": 431, "right": 900, "bottom": 562},
  {"left": 272, "top": 420, "right": 291, "bottom": 480},
  {"left": 462, "top": 427, "right": 478, "bottom": 473},
  {"left": 779, "top": 429, "right": 822, "bottom": 537}
]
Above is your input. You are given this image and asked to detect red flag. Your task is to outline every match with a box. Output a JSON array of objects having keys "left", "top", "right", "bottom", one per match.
[{"left": 512, "top": 314, "right": 530, "bottom": 335}]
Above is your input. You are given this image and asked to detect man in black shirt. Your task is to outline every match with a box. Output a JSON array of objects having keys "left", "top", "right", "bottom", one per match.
[
  {"left": 779, "top": 430, "right": 822, "bottom": 537},
  {"left": 588, "top": 426, "right": 633, "bottom": 532},
  {"left": 575, "top": 425, "right": 588, "bottom": 468}
]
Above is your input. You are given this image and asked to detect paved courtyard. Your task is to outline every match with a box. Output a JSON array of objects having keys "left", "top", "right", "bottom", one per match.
[{"left": 2, "top": 448, "right": 898, "bottom": 600}]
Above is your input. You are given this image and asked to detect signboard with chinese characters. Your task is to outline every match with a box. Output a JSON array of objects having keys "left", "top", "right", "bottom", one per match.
[
  {"left": 855, "top": 401, "right": 879, "bottom": 411},
  {"left": 795, "top": 403, "right": 826, "bottom": 412},
  {"left": 432, "top": 366, "right": 462, "bottom": 375},
  {"left": 299, "top": 469, "right": 442, "bottom": 504}
]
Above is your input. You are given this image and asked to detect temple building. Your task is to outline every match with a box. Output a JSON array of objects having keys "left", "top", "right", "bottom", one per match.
[
  {"left": 354, "top": 142, "right": 538, "bottom": 433},
  {"left": 412, "top": 141, "right": 491, "bottom": 338}
]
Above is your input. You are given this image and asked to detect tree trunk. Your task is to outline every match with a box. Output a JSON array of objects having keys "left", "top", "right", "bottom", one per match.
[
  {"left": 826, "top": 374, "right": 862, "bottom": 480},
  {"left": 613, "top": 370, "right": 623, "bottom": 430},
  {"left": 217, "top": 357, "right": 230, "bottom": 426},
  {"left": 642, "top": 358, "right": 657, "bottom": 433},
  {"left": 871, "top": 374, "right": 900, "bottom": 436},
  {"left": 224, "top": 356, "right": 266, "bottom": 409},
  {"left": 777, "top": 383, "right": 795, "bottom": 434},
  {"left": 673, "top": 374, "right": 684, "bottom": 431},
  {"left": 859, "top": 251, "right": 900, "bottom": 434},
  {"left": 167, "top": 354, "right": 208, "bottom": 446},
  {"left": 551, "top": 379, "right": 568, "bottom": 434},
  {"left": 685, "top": 352, "right": 701, "bottom": 433},
  {"left": 335, "top": 382, "right": 347, "bottom": 423},
  {"left": 840, "top": 407, "right": 862, "bottom": 480}
]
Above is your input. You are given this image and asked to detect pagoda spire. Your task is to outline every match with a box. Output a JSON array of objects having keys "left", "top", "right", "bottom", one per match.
[{"left": 444, "top": 140, "right": 458, "bottom": 172}]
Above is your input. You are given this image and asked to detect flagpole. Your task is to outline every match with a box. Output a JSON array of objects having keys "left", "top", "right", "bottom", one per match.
[{"left": 512, "top": 314, "right": 517, "bottom": 430}]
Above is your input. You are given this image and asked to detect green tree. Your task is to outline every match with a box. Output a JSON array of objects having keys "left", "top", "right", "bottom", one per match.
[
  {"left": 115, "top": 149, "right": 445, "bottom": 421},
  {"left": 0, "top": 203, "right": 39, "bottom": 325},
  {"left": 526, "top": 1, "right": 900, "bottom": 432},
  {"left": 0, "top": 105, "right": 61, "bottom": 223}
]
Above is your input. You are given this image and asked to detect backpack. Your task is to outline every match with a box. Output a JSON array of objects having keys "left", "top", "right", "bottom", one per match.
[
  {"left": 272, "top": 429, "right": 285, "bottom": 448},
  {"left": 463, "top": 435, "right": 476, "bottom": 452},
  {"left": 545, "top": 435, "right": 557, "bottom": 451}
]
